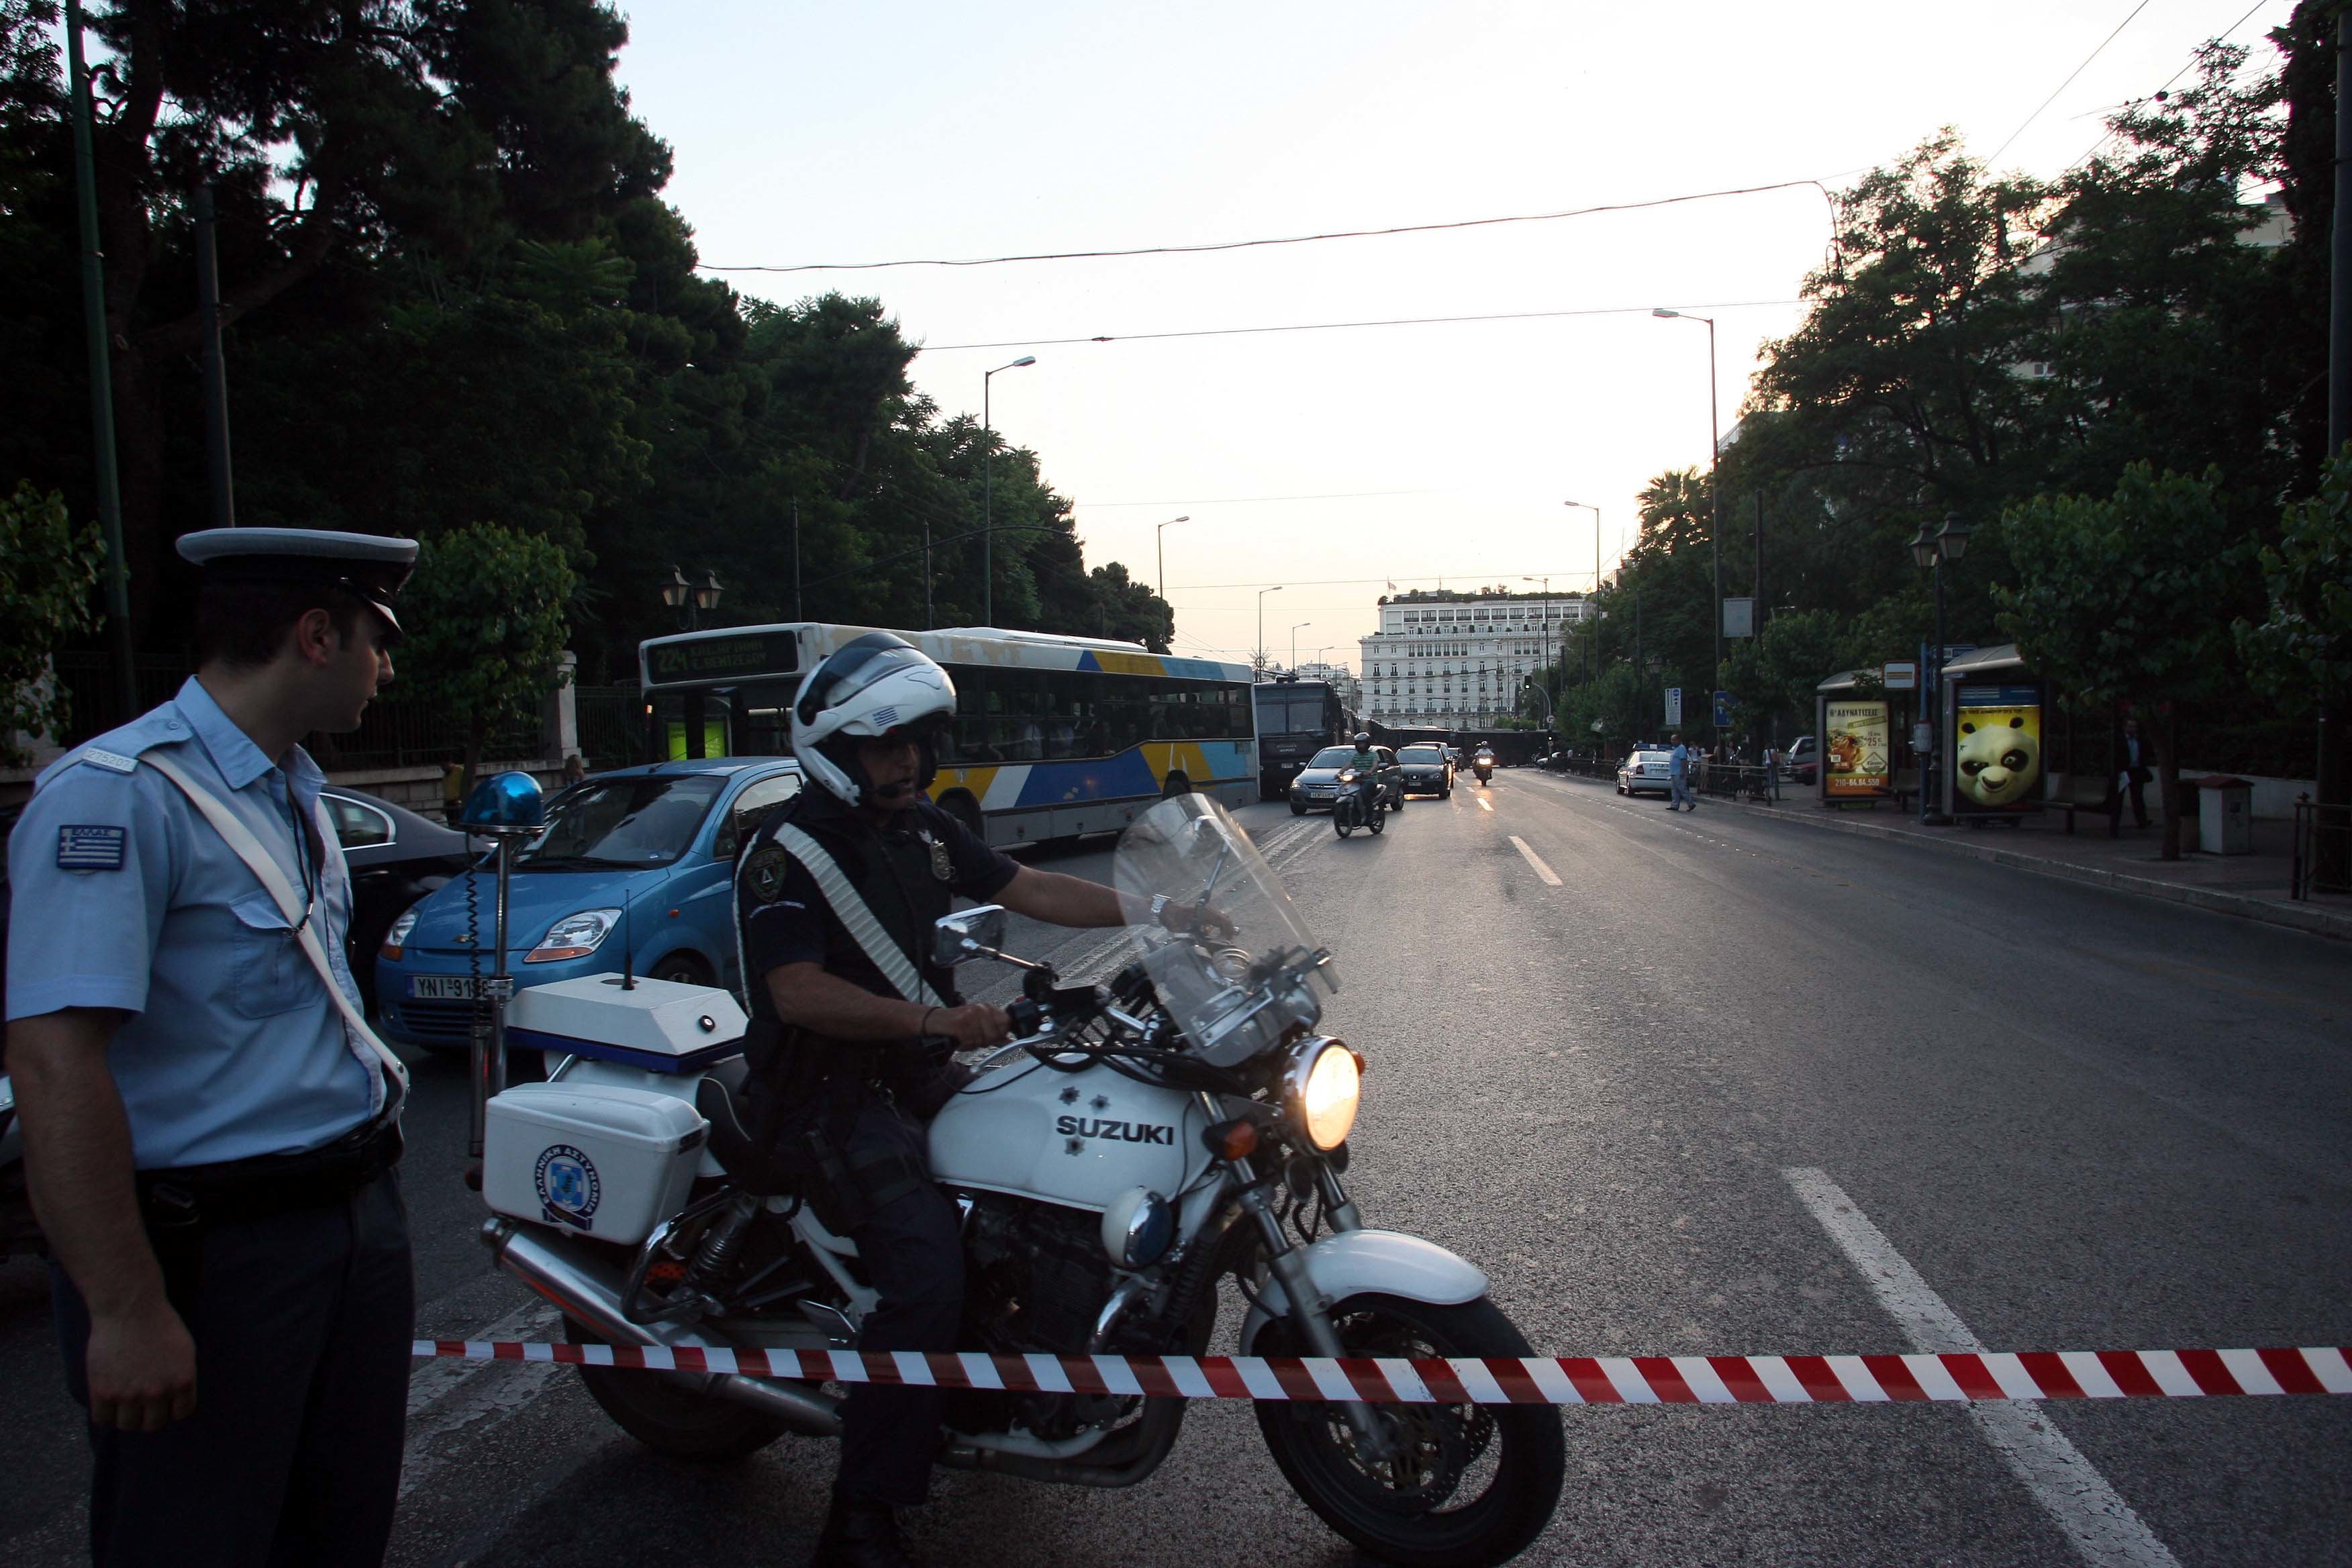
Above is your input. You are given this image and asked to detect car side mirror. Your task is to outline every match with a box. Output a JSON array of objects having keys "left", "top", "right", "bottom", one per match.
[{"left": 932, "top": 905, "right": 1008, "bottom": 967}]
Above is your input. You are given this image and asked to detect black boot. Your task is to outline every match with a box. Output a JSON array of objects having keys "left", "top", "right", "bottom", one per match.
[{"left": 810, "top": 1488, "right": 919, "bottom": 1568}]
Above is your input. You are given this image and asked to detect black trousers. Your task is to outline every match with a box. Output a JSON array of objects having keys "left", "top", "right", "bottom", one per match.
[
  {"left": 2108, "top": 774, "right": 2150, "bottom": 830},
  {"left": 52, "top": 1169, "right": 413, "bottom": 1567},
  {"left": 835, "top": 1100, "right": 964, "bottom": 1508}
]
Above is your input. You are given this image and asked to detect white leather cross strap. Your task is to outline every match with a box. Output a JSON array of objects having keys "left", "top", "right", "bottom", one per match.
[
  {"left": 138, "top": 750, "right": 409, "bottom": 1113},
  {"left": 772, "top": 824, "right": 943, "bottom": 1008}
]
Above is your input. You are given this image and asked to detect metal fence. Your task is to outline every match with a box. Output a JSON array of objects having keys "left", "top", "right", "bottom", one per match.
[
  {"left": 574, "top": 685, "right": 646, "bottom": 771},
  {"left": 2290, "top": 797, "right": 2351, "bottom": 901}
]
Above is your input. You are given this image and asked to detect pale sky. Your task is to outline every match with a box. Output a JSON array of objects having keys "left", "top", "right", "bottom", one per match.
[{"left": 614, "top": 0, "right": 2290, "bottom": 671}]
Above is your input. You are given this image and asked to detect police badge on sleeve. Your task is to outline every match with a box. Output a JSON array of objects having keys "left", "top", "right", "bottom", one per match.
[
  {"left": 744, "top": 843, "right": 790, "bottom": 903},
  {"left": 922, "top": 830, "right": 952, "bottom": 882}
]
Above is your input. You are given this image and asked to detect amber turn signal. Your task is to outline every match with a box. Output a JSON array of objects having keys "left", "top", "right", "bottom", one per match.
[{"left": 1202, "top": 1118, "right": 1260, "bottom": 1161}]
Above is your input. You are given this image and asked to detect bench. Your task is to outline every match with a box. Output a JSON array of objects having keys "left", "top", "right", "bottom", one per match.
[{"left": 2044, "top": 774, "right": 2112, "bottom": 836}]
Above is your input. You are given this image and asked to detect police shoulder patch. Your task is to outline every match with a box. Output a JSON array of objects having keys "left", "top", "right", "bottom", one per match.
[
  {"left": 743, "top": 843, "right": 791, "bottom": 903},
  {"left": 58, "top": 824, "right": 127, "bottom": 871}
]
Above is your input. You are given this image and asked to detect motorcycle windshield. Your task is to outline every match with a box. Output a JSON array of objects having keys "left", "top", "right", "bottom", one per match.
[{"left": 1112, "top": 795, "right": 1335, "bottom": 1057}]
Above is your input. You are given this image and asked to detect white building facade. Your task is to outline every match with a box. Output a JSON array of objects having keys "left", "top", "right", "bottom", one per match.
[
  {"left": 1359, "top": 592, "right": 1589, "bottom": 728},
  {"left": 1292, "top": 660, "right": 1361, "bottom": 712}
]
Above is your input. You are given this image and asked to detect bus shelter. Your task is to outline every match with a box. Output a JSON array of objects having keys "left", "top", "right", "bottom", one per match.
[
  {"left": 1812, "top": 669, "right": 1918, "bottom": 806},
  {"left": 1933, "top": 643, "right": 2046, "bottom": 824}
]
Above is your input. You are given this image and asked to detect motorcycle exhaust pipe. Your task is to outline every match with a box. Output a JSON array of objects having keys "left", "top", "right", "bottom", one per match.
[{"left": 482, "top": 1218, "right": 841, "bottom": 1438}]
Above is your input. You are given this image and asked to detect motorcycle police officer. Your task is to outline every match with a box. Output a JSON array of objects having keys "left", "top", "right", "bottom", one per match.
[
  {"left": 6, "top": 528, "right": 418, "bottom": 1566},
  {"left": 736, "top": 633, "right": 1164, "bottom": 1568}
]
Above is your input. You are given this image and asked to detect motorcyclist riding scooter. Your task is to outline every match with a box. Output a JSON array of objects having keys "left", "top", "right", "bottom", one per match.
[
  {"left": 1473, "top": 746, "right": 1495, "bottom": 786},
  {"left": 1332, "top": 732, "right": 1386, "bottom": 838}
]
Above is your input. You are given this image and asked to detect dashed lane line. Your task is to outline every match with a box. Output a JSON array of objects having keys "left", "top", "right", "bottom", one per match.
[
  {"left": 1508, "top": 835, "right": 1562, "bottom": 886},
  {"left": 1785, "top": 1167, "right": 2182, "bottom": 1568}
]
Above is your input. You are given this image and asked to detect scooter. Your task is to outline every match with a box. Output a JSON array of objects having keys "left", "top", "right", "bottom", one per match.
[
  {"left": 1331, "top": 769, "right": 1385, "bottom": 839},
  {"left": 472, "top": 795, "right": 1561, "bottom": 1565}
]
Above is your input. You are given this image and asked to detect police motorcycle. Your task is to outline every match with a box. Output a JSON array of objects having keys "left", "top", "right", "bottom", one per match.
[
  {"left": 1472, "top": 749, "right": 1495, "bottom": 787},
  {"left": 475, "top": 792, "right": 1564, "bottom": 1566}
]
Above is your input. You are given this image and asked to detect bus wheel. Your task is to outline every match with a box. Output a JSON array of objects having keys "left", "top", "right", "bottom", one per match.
[
  {"left": 940, "top": 792, "right": 985, "bottom": 840},
  {"left": 1161, "top": 773, "right": 1193, "bottom": 798}
]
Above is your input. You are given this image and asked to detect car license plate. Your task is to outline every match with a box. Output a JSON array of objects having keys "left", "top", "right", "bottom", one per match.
[{"left": 408, "top": 975, "right": 490, "bottom": 1000}]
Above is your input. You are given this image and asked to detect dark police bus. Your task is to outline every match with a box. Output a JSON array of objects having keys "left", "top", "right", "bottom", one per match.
[{"left": 1253, "top": 678, "right": 1352, "bottom": 801}]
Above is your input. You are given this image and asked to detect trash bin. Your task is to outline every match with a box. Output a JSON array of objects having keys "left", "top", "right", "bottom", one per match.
[{"left": 2196, "top": 776, "right": 2253, "bottom": 855}]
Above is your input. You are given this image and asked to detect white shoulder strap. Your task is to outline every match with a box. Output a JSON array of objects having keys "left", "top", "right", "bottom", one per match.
[
  {"left": 772, "top": 824, "right": 943, "bottom": 1008},
  {"left": 139, "top": 751, "right": 409, "bottom": 1113}
]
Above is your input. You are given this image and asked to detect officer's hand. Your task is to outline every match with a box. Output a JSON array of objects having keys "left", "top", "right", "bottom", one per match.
[
  {"left": 85, "top": 1295, "right": 197, "bottom": 1432},
  {"left": 935, "top": 1002, "right": 1012, "bottom": 1048}
]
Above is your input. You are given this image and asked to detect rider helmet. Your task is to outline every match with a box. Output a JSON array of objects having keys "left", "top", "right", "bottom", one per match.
[
  {"left": 789, "top": 631, "right": 957, "bottom": 807},
  {"left": 1353, "top": 732, "right": 1371, "bottom": 747}
]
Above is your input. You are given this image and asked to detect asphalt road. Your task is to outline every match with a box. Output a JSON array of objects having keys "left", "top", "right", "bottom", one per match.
[{"left": 4, "top": 771, "right": 2348, "bottom": 1566}]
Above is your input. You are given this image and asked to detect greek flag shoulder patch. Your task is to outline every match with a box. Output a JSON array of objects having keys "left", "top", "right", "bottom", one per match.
[{"left": 58, "top": 824, "right": 128, "bottom": 871}]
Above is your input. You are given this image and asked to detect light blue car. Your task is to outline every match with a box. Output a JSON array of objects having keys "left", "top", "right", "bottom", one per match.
[{"left": 375, "top": 758, "right": 803, "bottom": 1050}]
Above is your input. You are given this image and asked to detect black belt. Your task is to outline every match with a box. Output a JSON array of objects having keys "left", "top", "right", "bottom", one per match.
[{"left": 137, "top": 1114, "right": 404, "bottom": 1238}]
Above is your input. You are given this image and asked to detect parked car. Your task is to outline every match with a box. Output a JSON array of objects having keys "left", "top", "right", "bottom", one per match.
[
  {"left": 322, "top": 785, "right": 479, "bottom": 1009},
  {"left": 1783, "top": 735, "right": 1819, "bottom": 785},
  {"left": 1616, "top": 750, "right": 1675, "bottom": 798},
  {"left": 1395, "top": 742, "right": 1453, "bottom": 798},
  {"left": 375, "top": 758, "right": 803, "bottom": 1050},
  {"left": 1287, "top": 744, "right": 1404, "bottom": 816}
]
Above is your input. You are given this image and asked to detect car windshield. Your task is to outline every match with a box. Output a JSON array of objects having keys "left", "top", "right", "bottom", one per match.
[
  {"left": 1308, "top": 746, "right": 1359, "bottom": 767},
  {"left": 518, "top": 775, "right": 725, "bottom": 869},
  {"left": 1400, "top": 746, "right": 1444, "bottom": 763}
]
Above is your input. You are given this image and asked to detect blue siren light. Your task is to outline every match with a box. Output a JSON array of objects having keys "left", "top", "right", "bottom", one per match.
[{"left": 460, "top": 770, "right": 547, "bottom": 833}]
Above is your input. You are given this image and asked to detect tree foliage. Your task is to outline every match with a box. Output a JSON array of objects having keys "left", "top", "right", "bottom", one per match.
[
  {"left": 0, "top": 481, "right": 105, "bottom": 765},
  {"left": 2238, "top": 448, "right": 2352, "bottom": 718},
  {"left": 396, "top": 522, "right": 577, "bottom": 790}
]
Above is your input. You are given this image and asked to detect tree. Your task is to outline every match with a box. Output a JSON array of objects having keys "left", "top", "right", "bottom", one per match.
[
  {"left": 1996, "top": 465, "right": 2252, "bottom": 859},
  {"left": 2238, "top": 449, "right": 2352, "bottom": 886},
  {"left": 395, "top": 522, "right": 577, "bottom": 795},
  {"left": 0, "top": 481, "right": 105, "bottom": 765}
]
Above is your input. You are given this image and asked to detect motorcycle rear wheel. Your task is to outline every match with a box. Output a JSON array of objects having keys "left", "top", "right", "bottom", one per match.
[
  {"left": 564, "top": 1318, "right": 791, "bottom": 1462},
  {"left": 1255, "top": 1293, "right": 1564, "bottom": 1567}
]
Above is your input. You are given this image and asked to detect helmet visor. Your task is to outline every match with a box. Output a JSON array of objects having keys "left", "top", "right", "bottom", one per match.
[{"left": 797, "top": 634, "right": 936, "bottom": 727}]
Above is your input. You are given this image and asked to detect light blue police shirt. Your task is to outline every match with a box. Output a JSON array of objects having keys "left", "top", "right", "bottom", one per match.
[{"left": 5, "top": 677, "right": 381, "bottom": 1168}]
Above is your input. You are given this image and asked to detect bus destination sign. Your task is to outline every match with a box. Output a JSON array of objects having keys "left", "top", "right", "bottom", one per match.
[{"left": 646, "top": 630, "right": 799, "bottom": 685}]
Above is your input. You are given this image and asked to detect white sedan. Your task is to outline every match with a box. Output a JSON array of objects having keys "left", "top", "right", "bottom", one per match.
[{"left": 1616, "top": 750, "right": 1675, "bottom": 798}]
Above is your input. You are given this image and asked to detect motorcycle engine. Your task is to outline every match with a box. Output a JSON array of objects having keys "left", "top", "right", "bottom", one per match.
[{"left": 957, "top": 1195, "right": 1128, "bottom": 1440}]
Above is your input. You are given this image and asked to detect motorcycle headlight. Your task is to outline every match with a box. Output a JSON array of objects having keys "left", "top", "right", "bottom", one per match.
[
  {"left": 526, "top": 908, "right": 622, "bottom": 964},
  {"left": 1283, "top": 1037, "right": 1361, "bottom": 1153},
  {"left": 1336, "top": 769, "right": 1357, "bottom": 782},
  {"left": 380, "top": 905, "right": 422, "bottom": 959}
]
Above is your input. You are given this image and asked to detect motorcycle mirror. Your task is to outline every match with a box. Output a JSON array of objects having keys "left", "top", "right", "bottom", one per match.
[{"left": 932, "top": 905, "right": 1009, "bottom": 967}]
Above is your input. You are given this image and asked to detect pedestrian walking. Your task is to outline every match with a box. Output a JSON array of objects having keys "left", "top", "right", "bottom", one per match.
[
  {"left": 1764, "top": 744, "right": 1783, "bottom": 803},
  {"left": 2108, "top": 715, "right": 2153, "bottom": 836},
  {"left": 1667, "top": 732, "right": 1696, "bottom": 811},
  {"left": 7, "top": 528, "right": 420, "bottom": 1567}
]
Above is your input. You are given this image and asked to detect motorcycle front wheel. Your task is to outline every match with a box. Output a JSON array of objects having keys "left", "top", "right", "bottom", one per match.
[
  {"left": 564, "top": 1318, "right": 791, "bottom": 1461},
  {"left": 1255, "top": 1293, "right": 1565, "bottom": 1567},
  {"left": 1368, "top": 803, "right": 1386, "bottom": 835}
]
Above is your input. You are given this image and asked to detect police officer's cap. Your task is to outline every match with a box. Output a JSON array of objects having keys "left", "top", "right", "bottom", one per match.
[{"left": 177, "top": 527, "right": 420, "bottom": 633}]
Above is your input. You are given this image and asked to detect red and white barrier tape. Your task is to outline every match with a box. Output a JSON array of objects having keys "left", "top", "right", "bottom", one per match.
[{"left": 413, "top": 1340, "right": 2352, "bottom": 1406}]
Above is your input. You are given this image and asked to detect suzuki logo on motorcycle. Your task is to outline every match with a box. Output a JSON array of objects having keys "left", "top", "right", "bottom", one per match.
[{"left": 1055, "top": 1114, "right": 1177, "bottom": 1146}]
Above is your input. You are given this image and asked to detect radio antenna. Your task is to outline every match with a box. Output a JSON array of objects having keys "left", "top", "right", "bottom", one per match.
[{"left": 620, "top": 887, "right": 636, "bottom": 989}]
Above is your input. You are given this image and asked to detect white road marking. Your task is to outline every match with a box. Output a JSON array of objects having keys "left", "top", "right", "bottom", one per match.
[
  {"left": 1475, "top": 795, "right": 1493, "bottom": 812},
  {"left": 1783, "top": 1168, "right": 2181, "bottom": 1568},
  {"left": 1508, "top": 836, "right": 1562, "bottom": 886},
  {"left": 406, "top": 1300, "right": 558, "bottom": 1416}
]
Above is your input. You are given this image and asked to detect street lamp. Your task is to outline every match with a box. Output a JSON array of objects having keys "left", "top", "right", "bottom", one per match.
[
  {"left": 660, "top": 567, "right": 724, "bottom": 631},
  {"left": 1653, "top": 308, "right": 1722, "bottom": 747},
  {"left": 1290, "top": 622, "right": 1312, "bottom": 674},
  {"left": 981, "top": 354, "right": 1037, "bottom": 627},
  {"left": 1909, "top": 512, "right": 1973, "bottom": 826},
  {"left": 1255, "top": 585, "right": 1283, "bottom": 674},
  {"left": 1565, "top": 500, "right": 1602, "bottom": 681},
  {"left": 1155, "top": 515, "right": 1189, "bottom": 601}
]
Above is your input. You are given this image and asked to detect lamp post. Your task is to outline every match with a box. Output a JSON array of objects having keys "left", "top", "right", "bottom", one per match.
[
  {"left": 1255, "top": 585, "right": 1283, "bottom": 675},
  {"left": 1908, "top": 513, "right": 1973, "bottom": 826},
  {"left": 1653, "top": 308, "right": 1722, "bottom": 747},
  {"left": 661, "top": 567, "right": 724, "bottom": 631},
  {"left": 1155, "top": 514, "right": 1189, "bottom": 601},
  {"left": 1290, "top": 622, "right": 1312, "bottom": 675},
  {"left": 981, "top": 354, "right": 1037, "bottom": 627},
  {"left": 1565, "top": 500, "right": 1601, "bottom": 681}
]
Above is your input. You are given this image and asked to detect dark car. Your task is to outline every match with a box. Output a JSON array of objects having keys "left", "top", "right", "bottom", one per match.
[
  {"left": 320, "top": 785, "right": 479, "bottom": 1008},
  {"left": 1395, "top": 743, "right": 1453, "bottom": 799}
]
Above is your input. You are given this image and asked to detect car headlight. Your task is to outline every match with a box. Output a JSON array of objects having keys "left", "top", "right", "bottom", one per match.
[
  {"left": 1283, "top": 1037, "right": 1362, "bottom": 1153},
  {"left": 380, "top": 905, "right": 422, "bottom": 959},
  {"left": 526, "top": 908, "right": 622, "bottom": 963}
]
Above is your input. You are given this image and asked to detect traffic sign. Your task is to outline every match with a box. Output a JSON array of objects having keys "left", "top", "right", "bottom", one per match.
[
  {"left": 1664, "top": 686, "right": 1682, "bottom": 726},
  {"left": 1884, "top": 660, "right": 1918, "bottom": 691},
  {"left": 1712, "top": 690, "right": 1732, "bottom": 728}
]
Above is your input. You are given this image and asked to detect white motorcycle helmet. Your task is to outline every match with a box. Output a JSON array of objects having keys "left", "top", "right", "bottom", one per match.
[{"left": 789, "top": 632, "right": 958, "bottom": 807}]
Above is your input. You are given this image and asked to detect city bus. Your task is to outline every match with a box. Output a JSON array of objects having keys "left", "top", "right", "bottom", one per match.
[
  {"left": 1253, "top": 678, "right": 1353, "bottom": 800},
  {"left": 638, "top": 624, "right": 1258, "bottom": 846}
]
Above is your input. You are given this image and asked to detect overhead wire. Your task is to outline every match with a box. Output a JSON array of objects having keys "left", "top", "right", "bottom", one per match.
[
  {"left": 916, "top": 299, "right": 1804, "bottom": 354},
  {"left": 2063, "top": 0, "right": 2280, "bottom": 173},
  {"left": 1988, "top": 0, "right": 2158, "bottom": 166},
  {"left": 697, "top": 179, "right": 1834, "bottom": 275}
]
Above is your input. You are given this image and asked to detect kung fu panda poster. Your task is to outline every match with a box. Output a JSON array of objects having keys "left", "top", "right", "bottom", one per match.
[{"left": 1951, "top": 683, "right": 2043, "bottom": 816}]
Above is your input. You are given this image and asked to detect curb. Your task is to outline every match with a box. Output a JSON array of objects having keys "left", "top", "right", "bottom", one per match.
[{"left": 1533, "top": 771, "right": 2352, "bottom": 944}]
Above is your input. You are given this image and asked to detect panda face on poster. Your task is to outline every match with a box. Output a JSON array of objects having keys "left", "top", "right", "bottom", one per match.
[{"left": 1955, "top": 714, "right": 2040, "bottom": 808}]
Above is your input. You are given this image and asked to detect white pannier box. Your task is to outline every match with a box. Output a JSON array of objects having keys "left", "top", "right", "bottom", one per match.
[{"left": 483, "top": 1081, "right": 707, "bottom": 1246}]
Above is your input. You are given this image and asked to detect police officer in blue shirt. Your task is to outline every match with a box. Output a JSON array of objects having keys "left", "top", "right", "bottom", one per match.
[{"left": 6, "top": 527, "right": 420, "bottom": 1566}]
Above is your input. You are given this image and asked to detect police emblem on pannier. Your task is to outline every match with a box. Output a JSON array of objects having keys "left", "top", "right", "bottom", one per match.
[
  {"left": 536, "top": 1144, "right": 602, "bottom": 1230},
  {"left": 744, "top": 844, "right": 790, "bottom": 903}
]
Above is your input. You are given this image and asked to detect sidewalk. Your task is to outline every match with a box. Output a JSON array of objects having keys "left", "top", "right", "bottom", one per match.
[{"left": 1557, "top": 770, "right": 2352, "bottom": 942}]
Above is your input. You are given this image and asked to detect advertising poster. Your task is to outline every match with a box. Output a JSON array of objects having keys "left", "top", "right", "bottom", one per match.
[
  {"left": 1951, "top": 683, "right": 2043, "bottom": 816},
  {"left": 1824, "top": 699, "right": 1890, "bottom": 796}
]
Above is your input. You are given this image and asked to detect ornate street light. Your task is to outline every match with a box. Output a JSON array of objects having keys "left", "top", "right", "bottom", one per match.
[{"left": 1910, "top": 513, "right": 1973, "bottom": 824}]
